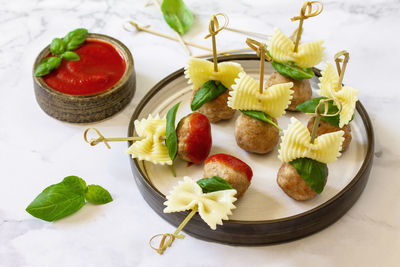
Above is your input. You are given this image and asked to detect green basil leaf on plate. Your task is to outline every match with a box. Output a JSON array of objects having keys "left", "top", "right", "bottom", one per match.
[
  {"left": 166, "top": 102, "right": 181, "bottom": 161},
  {"left": 50, "top": 38, "right": 66, "bottom": 55},
  {"left": 25, "top": 176, "right": 86, "bottom": 222},
  {"left": 240, "top": 110, "right": 282, "bottom": 131},
  {"left": 64, "top": 28, "right": 88, "bottom": 51},
  {"left": 161, "top": 0, "right": 194, "bottom": 35},
  {"left": 85, "top": 185, "right": 113, "bottom": 205},
  {"left": 296, "top": 97, "right": 341, "bottom": 127},
  {"left": 289, "top": 158, "right": 328, "bottom": 194},
  {"left": 197, "top": 176, "right": 233, "bottom": 193},
  {"left": 34, "top": 56, "right": 62, "bottom": 77},
  {"left": 61, "top": 51, "right": 80, "bottom": 61},
  {"left": 191, "top": 80, "right": 228, "bottom": 111}
]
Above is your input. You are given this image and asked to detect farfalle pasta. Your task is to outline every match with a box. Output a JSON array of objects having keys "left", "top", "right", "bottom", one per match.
[
  {"left": 278, "top": 117, "right": 344, "bottom": 163},
  {"left": 318, "top": 62, "right": 359, "bottom": 127},
  {"left": 127, "top": 114, "right": 172, "bottom": 165},
  {"left": 228, "top": 72, "right": 294, "bottom": 118}
]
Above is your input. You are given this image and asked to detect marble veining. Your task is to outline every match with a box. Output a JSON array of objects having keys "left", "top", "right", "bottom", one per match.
[{"left": 1, "top": 0, "right": 400, "bottom": 266}]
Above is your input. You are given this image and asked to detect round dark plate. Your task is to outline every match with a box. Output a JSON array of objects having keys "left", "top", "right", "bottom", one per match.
[{"left": 128, "top": 54, "right": 374, "bottom": 245}]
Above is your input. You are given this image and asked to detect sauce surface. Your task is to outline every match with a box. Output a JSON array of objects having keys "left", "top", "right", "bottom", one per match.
[
  {"left": 186, "top": 112, "right": 212, "bottom": 164},
  {"left": 206, "top": 153, "right": 253, "bottom": 181},
  {"left": 43, "top": 40, "right": 126, "bottom": 95}
]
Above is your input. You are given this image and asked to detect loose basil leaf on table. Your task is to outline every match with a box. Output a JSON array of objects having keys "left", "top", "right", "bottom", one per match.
[
  {"left": 240, "top": 110, "right": 282, "bottom": 131},
  {"left": 197, "top": 176, "right": 233, "bottom": 193},
  {"left": 191, "top": 80, "right": 228, "bottom": 111},
  {"left": 266, "top": 50, "right": 314, "bottom": 80},
  {"left": 161, "top": 0, "right": 194, "bottom": 35},
  {"left": 34, "top": 57, "right": 62, "bottom": 77},
  {"left": 289, "top": 158, "right": 328, "bottom": 194},
  {"left": 64, "top": 28, "right": 88, "bottom": 50},
  {"left": 50, "top": 38, "right": 66, "bottom": 55},
  {"left": 26, "top": 176, "right": 87, "bottom": 222},
  {"left": 85, "top": 185, "right": 113, "bottom": 205},
  {"left": 296, "top": 97, "right": 341, "bottom": 127},
  {"left": 61, "top": 51, "right": 80, "bottom": 61}
]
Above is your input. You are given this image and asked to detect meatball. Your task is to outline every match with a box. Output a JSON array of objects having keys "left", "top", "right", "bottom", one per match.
[
  {"left": 234, "top": 113, "right": 280, "bottom": 154},
  {"left": 265, "top": 71, "right": 311, "bottom": 111},
  {"left": 307, "top": 117, "right": 352, "bottom": 152},
  {"left": 277, "top": 162, "right": 327, "bottom": 201},
  {"left": 177, "top": 112, "right": 212, "bottom": 164},
  {"left": 192, "top": 89, "right": 235, "bottom": 123},
  {"left": 204, "top": 153, "right": 253, "bottom": 198}
]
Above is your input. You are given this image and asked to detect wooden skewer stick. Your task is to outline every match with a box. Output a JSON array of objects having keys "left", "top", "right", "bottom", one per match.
[
  {"left": 225, "top": 27, "right": 269, "bottom": 39},
  {"left": 334, "top": 50, "right": 350, "bottom": 91},
  {"left": 205, "top": 13, "right": 229, "bottom": 72},
  {"left": 124, "top": 20, "right": 215, "bottom": 52},
  {"left": 246, "top": 38, "right": 271, "bottom": 94},
  {"left": 151, "top": 0, "right": 192, "bottom": 56},
  {"left": 193, "top": 47, "right": 251, "bottom": 58},
  {"left": 291, "top": 1, "right": 323, "bottom": 52}
]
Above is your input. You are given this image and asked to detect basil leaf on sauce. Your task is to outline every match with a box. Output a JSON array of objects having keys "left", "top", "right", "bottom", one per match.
[
  {"left": 289, "top": 158, "right": 328, "bottom": 194},
  {"left": 266, "top": 49, "right": 314, "bottom": 80},
  {"left": 191, "top": 80, "right": 228, "bottom": 111},
  {"left": 240, "top": 110, "right": 282, "bottom": 131},
  {"left": 197, "top": 176, "right": 233, "bottom": 193},
  {"left": 26, "top": 176, "right": 87, "bottom": 222},
  {"left": 61, "top": 51, "right": 80, "bottom": 61},
  {"left": 296, "top": 97, "right": 341, "bottom": 127},
  {"left": 161, "top": 0, "right": 194, "bottom": 35},
  {"left": 166, "top": 102, "right": 181, "bottom": 161},
  {"left": 34, "top": 56, "right": 62, "bottom": 77},
  {"left": 64, "top": 28, "right": 88, "bottom": 51},
  {"left": 50, "top": 38, "right": 66, "bottom": 55},
  {"left": 85, "top": 185, "right": 113, "bottom": 205}
]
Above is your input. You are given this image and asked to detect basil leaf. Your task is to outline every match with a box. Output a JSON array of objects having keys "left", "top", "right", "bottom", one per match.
[
  {"left": 296, "top": 97, "right": 341, "bottom": 126},
  {"left": 64, "top": 28, "right": 88, "bottom": 51},
  {"left": 197, "top": 176, "right": 233, "bottom": 193},
  {"left": 191, "top": 80, "right": 227, "bottom": 111},
  {"left": 85, "top": 185, "right": 113, "bottom": 205},
  {"left": 166, "top": 102, "right": 181, "bottom": 161},
  {"left": 61, "top": 51, "right": 80, "bottom": 61},
  {"left": 161, "top": 0, "right": 193, "bottom": 35},
  {"left": 266, "top": 49, "right": 314, "bottom": 80},
  {"left": 34, "top": 56, "right": 62, "bottom": 77},
  {"left": 26, "top": 177, "right": 86, "bottom": 222},
  {"left": 289, "top": 158, "right": 328, "bottom": 194},
  {"left": 240, "top": 110, "right": 282, "bottom": 131},
  {"left": 50, "top": 38, "right": 66, "bottom": 55}
]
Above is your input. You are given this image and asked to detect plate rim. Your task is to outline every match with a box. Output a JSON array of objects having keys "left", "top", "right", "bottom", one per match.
[{"left": 128, "top": 54, "right": 374, "bottom": 244}]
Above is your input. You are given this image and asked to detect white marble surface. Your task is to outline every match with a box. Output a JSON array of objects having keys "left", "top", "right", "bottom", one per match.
[{"left": 1, "top": 0, "right": 399, "bottom": 266}]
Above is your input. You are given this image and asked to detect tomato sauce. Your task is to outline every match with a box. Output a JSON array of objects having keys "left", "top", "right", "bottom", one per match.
[
  {"left": 186, "top": 112, "right": 212, "bottom": 164},
  {"left": 205, "top": 153, "right": 253, "bottom": 181},
  {"left": 43, "top": 39, "right": 126, "bottom": 95}
]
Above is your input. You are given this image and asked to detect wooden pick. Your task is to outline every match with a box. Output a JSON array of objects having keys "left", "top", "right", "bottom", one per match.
[
  {"left": 205, "top": 13, "right": 229, "bottom": 72},
  {"left": 334, "top": 50, "right": 350, "bottom": 91},
  {"left": 291, "top": 1, "right": 323, "bottom": 52},
  {"left": 246, "top": 38, "right": 271, "bottom": 94}
]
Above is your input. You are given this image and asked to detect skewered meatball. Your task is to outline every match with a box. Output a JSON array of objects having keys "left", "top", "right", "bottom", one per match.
[
  {"left": 177, "top": 112, "right": 212, "bottom": 164},
  {"left": 204, "top": 153, "right": 253, "bottom": 198},
  {"left": 265, "top": 71, "right": 311, "bottom": 111},
  {"left": 307, "top": 117, "right": 352, "bottom": 152},
  {"left": 235, "top": 113, "right": 280, "bottom": 154},
  {"left": 192, "top": 89, "right": 235, "bottom": 123},
  {"left": 277, "top": 162, "right": 327, "bottom": 201}
]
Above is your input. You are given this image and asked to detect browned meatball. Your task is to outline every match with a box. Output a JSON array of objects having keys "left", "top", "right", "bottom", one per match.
[
  {"left": 234, "top": 113, "right": 280, "bottom": 154},
  {"left": 192, "top": 89, "right": 235, "bottom": 123},
  {"left": 277, "top": 162, "right": 327, "bottom": 201},
  {"left": 265, "top": 71, "right": 311, "bottom": 111},
  {"left": 307, "top": 117, "right": 352, "bottom": 152},
  {"left": 204, "top": 153, "right": 253, "bottom": 198}
]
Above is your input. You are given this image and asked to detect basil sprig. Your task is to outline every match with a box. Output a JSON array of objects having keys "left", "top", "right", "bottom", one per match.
[
  {"left": 266, "top": 50, "right": 314, "bottom": 80},
  {"left": 191, "top": 80, "right": 228, "bottom": 111},
  {"left": 34, "top": 28, "right": 88, "bottom": 77},
  {"left": 26, "top": 176, "right": 112, "bottom": 222},
  {"left": 197, "top": 176, "right": 233, "bottom": 193},
  {"left": 166, "top": 102, "right": 181, "bottom": 176},
  {"left": 240, "top": 110, "right": 282, "bottom": 131},
  {"left": 296, "top": 97, "right": 340, "bottom": 126},
  {"left": 289, "top": 158, "right": 328, "bottom": 194},
  {"left": 161, "top": 0, "right": 194, "bottom": 35}
]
